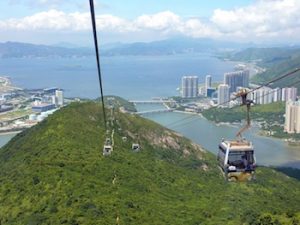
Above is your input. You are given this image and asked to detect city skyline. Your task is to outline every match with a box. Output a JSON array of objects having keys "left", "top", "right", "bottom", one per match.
[{"left": 182, "top": 69, "right": 298, "bottom": 109}]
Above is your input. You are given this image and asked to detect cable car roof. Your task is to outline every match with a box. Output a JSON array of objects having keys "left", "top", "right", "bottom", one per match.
[{"left": 220, "top": 140, "right": 254, "bottom": 151}]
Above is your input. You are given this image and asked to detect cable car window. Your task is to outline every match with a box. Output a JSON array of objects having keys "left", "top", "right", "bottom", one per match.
[
  {"left": 218, "top": 146, "right": 226, "bottom": 153},
  {"left": 228, "top": 151, "right": 254, "bottom": 168}
]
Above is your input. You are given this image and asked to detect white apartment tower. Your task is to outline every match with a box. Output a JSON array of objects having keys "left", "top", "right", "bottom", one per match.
[
  {"left": 55, "top": 90, "right": 64, "bottom": 106},
  {"left": 181, "top": 76, "right": 199, "bottom": 98},
  {"left": 218, "top": 84, "right": 230, "bottom": 106},
  {"left": 282, "top": 87, "right": 297, "bottom": 102},
  {"left": 273, "top": 87, "right": 282, "bottom": 102},
  {"left": 285, "top": 100, "right": 300, "bottom": 134}
]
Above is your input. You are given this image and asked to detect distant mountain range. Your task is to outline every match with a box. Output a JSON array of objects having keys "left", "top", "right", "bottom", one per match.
[
  {"left": 0, "top": 38, "right": 255, "bottom": 58},
  {"left": 0, "top": 42, "right": 94, "bottom": 58},
  {"left": 100, "top": 38, "right": 254, "bottom": 56}
]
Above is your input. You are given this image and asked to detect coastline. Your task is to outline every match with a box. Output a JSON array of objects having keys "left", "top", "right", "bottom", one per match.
[
  {"left": 257, "top": 130, "right": 300, "bottom": 146},
  {"left": 219, "top": 59, "right": 266, "bottom": 78},
  {"left": 0, "top": 130, "right": 22, "bottom": 136},
  {"left": 203, "top": 115, "right": 300, "bottom": 147},
  {"left": 173, "top": 110, "right": 201, "bottom": 116}
]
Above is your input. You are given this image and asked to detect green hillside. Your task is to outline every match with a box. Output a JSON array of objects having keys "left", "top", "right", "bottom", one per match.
[
  {"left": 227, "top": 47, "right": 300, "bottom": 93},
  {"left": 228, "top": 47, "right": 300, "bottom": 68},
  {"left": 202, "top": 102, "right": 285, "bottom": 124},
  {"left": 202, "top": 102, "right": 300, "bottom": 140},
  {"left": 104, "top": 95, "right": 137, "bottom": 112},
  {"left": 1, "top": 102, "right": 300, "bottom": 224},
  {"left": 252, "top": 56, "right": 300, "bottom": 93}
]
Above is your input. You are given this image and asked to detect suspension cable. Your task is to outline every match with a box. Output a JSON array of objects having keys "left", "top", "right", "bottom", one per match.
[{"left": 89, "top": 0, "right": 107, "bottom": 130}]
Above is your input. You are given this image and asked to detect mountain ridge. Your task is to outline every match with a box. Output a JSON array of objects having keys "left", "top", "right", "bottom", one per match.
[
  {"left": 227, "top": 47, "right": 300, "bottom": 92},
  {"left": 0, "top": 38, "right": 254, "bottom": 58}
]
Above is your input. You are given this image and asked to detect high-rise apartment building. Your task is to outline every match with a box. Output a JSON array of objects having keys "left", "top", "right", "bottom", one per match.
[
  {"left": 282, "top": 87, "right": 297, "bottom": 102},
  {"left": 218, "top": 84, "right": 230, "bottom": 106},
  {"left": 224, "top": 70, "right": 249, "bottom": 93},
  {"left": 285, "top": 100, "right": 300, "bottom": 134},
  {"left": 181, "top": 76, "right": 199, "bottom": 98},
  {"left": 55, "top": 90, "right": 64, "bottom": 106},
  {"left": 273, "top": 87, "right": 282, "bottom": 102},
  {"left": 205, "top": 75, "right": 212, "bottom": 97}
]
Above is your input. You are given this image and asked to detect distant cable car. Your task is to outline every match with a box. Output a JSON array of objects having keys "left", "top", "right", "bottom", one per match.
[
  {"left": 132, "top": 143, "right": 140, "bottom": 152},
  {"left": 103, "top": 138, "right": 113, "bottom": 156},
  {"left": 103, "top": 145, "right": 112, "bottom": 156},
  {"left": 218, "top": 139, "right": 256, "bottom": 181}
]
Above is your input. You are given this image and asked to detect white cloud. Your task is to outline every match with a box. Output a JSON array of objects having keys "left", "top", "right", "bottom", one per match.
[
  {"left": 182, "top": 19, "right": 220, "bottom": 38},
  {"left": 0, "top": 10, "right": 131, "bottom": 32},
  {"left": 0, "top": 10, "right": 218, "bottom": 39},
  {"left": 211, "top": 0, "right": 300, "bottom": 39},
  {"left": 1, "top": 0, "right": 300, "bottom": 43},
  {"left": 134, "top": 11, "right": 182, "bottom": 31}
]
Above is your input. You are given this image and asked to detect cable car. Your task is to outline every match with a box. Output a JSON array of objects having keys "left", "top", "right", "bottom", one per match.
[
  {"left": 132, "top": 143, "right": 140, "bottom": 152},
  {"left": 103, "top": 145, "right": 113, "bottom": 156},
  {"left": 218, "top": 139, "right": 256, "bottom": 181},
  {"left": 217, "top": 89, "right": 256, "bottom": 181},
  {"left": 103, "top": 138, "right": 113, "bottom": 156}
]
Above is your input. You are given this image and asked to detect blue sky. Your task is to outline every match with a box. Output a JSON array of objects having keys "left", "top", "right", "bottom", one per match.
[
  {"left": 0, "top": 0, "right": 254, "bottom": 19},
  {"left": 97, "top": 0, "right": 255, "bottom": 19},
  {"left": 0, "top": 0, "right": 299, "bottom": 45}
]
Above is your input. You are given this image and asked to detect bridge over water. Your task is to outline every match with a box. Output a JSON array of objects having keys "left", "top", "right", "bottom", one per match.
[
  {"left": 129, "top": 100, "right": 175, "bottom": 104},
  {"left": 134, "top": 108, "right": 174, "bottom": 115},
  {"left": 130, "top": 98, "right": 177, "bottom": 115}
]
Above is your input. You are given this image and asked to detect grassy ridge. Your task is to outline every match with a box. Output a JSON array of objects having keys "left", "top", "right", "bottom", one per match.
[
  {"left": 104, "top": 95, "right": 137, "bottom": 112},
  {"left": 252, "top": 57, "right": 300, "bottom": 93},
  {"left": 0, "top": 102, "right": 300, "bottom": 224},
  {"left": 202, "top": 102, "right": 300, "bottom": 140},
  {"left": 202, "top": 102, "right": 285, "bottom": 124}
]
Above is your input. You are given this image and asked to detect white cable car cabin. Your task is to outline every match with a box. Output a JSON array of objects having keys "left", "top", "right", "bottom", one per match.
[
  {"left": 132, "top": 143, "right": 140, "bottom": 152},
  {"left": 217, "top": 139, "right": 256, "bottom": 181},
  {"left": 103, "top": 145, "right": 113, "bottom": 156},
  {"left": 103, "top": 138, "right": 113, "bottom": 156}
]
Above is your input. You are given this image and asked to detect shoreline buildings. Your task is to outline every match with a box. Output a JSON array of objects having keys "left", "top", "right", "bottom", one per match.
[
  {"left": 249, "top": 87, "right": 298, "bottom": 105},
  {"left": 31, "top": 88, "right": 64, "bottom": 112}
]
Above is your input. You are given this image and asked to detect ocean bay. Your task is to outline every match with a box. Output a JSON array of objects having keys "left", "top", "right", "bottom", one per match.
[{"left": 0, "top": 54, "right": 235, "bottom": 99}]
